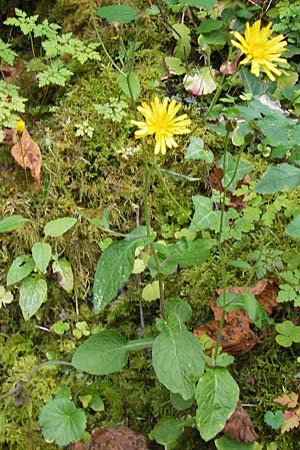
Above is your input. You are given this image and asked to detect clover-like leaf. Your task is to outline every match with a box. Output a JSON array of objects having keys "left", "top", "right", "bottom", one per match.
[{"left": 275, "top": 320, "right": 300, "bottom": 348}]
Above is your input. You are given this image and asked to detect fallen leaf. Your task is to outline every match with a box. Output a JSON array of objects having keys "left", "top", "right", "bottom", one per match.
[
  {"left": 11, "top": 127, "right": 42, "bottom": 183},
  {"left": 281, "top": 412, "right": 300, "bottom": 433},
  {"left": 86, "top": 426, "right": 149, "bottom": 450},
  {"left": 0, "top": 59, "right": 25, "bottom": 82},
  {"left": 219, "top": 59, "right": 238, "bottom": 75},
  {"left": 194, "top": 280, "right": 277, "bottom": 355},
  {"left": 274, "top": 392, "right": 299, "bottom": 408},
  {"left": 223, "top": 400, "right": 258, "bottom": 442}
]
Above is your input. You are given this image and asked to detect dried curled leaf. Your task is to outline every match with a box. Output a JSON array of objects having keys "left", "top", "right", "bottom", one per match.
[
  {"left": 86, "top": 426, "right": 149, "bottom": 450},
  {"left": 281, "top": 411, "right": 300, "bottom": 433},
  {"left": 223, "top": 400, "right": 258, "bottom": 442},
  {"left": 11, "top": 127, "right": 42, "bottom": 183}
]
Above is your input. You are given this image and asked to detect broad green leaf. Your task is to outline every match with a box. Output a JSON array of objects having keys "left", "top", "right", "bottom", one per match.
[
  {"left": 142, "top": 281, "right": 160, "bottom": 301},
  {"left": 117, "top": 72, "right": 140, "bottom": 101},
  {"left": 96, "top": 5, "right": 137, "bottom": 23},
  {"left": 7, "top": 256, "right": 35, "bottom": 286},
  {"left": 19, "top": 277, "right": 47, "bottom": 320},
  {"left": 52, "top": 258, "right": 74, "bottom": 293},
  {"left": 93, "top": 227, "right": 154, "bottom": 313},
  {"left": 286, "top": 216, "right": 300, "bottom": 238},
  {"left": 195, "top": 367, "right": 239, "bottom": 441},
  {"left": 189, "top": 195, "right": 221, "bottom": 232},
  {"left": 32, "top": 242, "right": 52, "bottom": 272},
  {"left": 72, "top": 330, "right": 128, "bottom": 375},
  {"left": 220, "top": 292, "right": 270, "bottom": 329},
  {"left": 215, "top": 435, "right": 257, "bottom": 450},
  {"left": 185, "top": 136, "right": 214, "bottom": 163},
  {"left": 44, "top": 217, "right": 77, "bottom": 237},
  {"left": 39, "top": 398, "right": 86, "bottom": 446},
  {"left": 152, "top": 304, "right": 205, "bottom": 399},
  {"left": 89, "top": 394, "right": 104, "bottom": 412},
  {"left": 149, "top": 417, "right": 184, "bottom": 445},
  {"left": 181, "top": 0, "right": 215, "bottom": 7},
  {"left": 197, "top": 19, "right": 222, "bottom": 33},
  {"left": 169, "top": 239, "right": 213, "bottom": 267},
  {"left": 219, "top": 152, "right": 253, "bottom": 191},
  {"left": 0, "top": 215, "right": 28, "bottom": 233},
  {"left": 170, "top": 392, "right": 194, "bottom": 411},
  {"left": 256, "top": 164, "right": 300, "bottom": 194}
]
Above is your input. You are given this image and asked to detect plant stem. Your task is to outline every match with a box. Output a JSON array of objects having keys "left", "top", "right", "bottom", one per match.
[{"left": 89, "top": 0, "right": 125, "bottom": 76}]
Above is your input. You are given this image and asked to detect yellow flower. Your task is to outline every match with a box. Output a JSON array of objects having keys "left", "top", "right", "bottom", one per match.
[
  {"left": 16, "top": 119, "right": 25, "bottom": 134},
  {"left": 131, "top": 97, "right": 191, "bottom": 155},
  {"left": 231, "top": 20, "right": 287, "bottom": 81}
]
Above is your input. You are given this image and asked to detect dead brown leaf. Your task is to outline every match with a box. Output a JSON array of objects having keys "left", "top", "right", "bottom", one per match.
[
  {"left": 281, "top": 411, "right": 300, "bottom": 433},
  {"left": 223, "top": 400, "right": 258, "bottom": 442},
  {"left": 11, "top": 127, "right": 42, "bottom": 183},
  {"left": 274, "top": 392, "right": 299, "bottom": 408},
  {"left": 0, "top": 59, "right": 25, "bottom": 82},
  {"left": 194, "top": 280, "right": 277, "bottom": 355},
  {"left": 85, "top": 426, "right": 149, "bottom": 450}
]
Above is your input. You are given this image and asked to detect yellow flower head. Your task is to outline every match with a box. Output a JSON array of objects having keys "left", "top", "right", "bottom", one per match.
[
  {"left": 131, "top": 97, "right": 191, "bottom": 155},
  {"left": 16, "top": 119, "right": 25, "bottom": 134},
  {"left": 231, "top": 20, "right": 288, "bottom": 81}
]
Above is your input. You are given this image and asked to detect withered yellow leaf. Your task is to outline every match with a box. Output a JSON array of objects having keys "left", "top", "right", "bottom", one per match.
[{"left": 11, "top": 128, "right": 42, "bottom": 184}]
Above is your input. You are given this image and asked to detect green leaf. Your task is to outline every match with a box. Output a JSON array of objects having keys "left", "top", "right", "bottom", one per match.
[
  {"left": 189, "top": 195, "right": 221, "bottom": 231},
  {"left": 0, "top": 215, "right": 28, "bottom": 233},
  {"left": 53, "top": 321, "right": 70, "bottom": 335},
  {"left": 197, "top": 19, "right": 222, "bottom": 34},
  {"left": 170, "top": 392, "right": 194, "bottom": 411},
  {"left": 0, "top": 410, "right": 6, "bottom": 435},
  {"left": 117, "top": 72, "right": 140, "bottom": 101},
  {"left": 89, "top": 394, "right": 104, "bottom": 412},
  {"left": 165, "top": 56, "right": 186, "bottom": 75},
  {"left": 195, "top": 367, "right": 239, "bottom": 441},
  {"left": 159, "top": 168, "right": 201, "bottom": 182},
  {"left": 93, "top": 227, "right": 154, "bottom": 313},
  {"left": 7, "top": 255, "right": 35, "bottom": 286},
  {"left": 72, "top": 330, "right": 128, "bottom": 375},
  {"left": 275, "top": 320, "right": 300, "bottom": 347},
  {"left": 256, "top": 164, "right": 300, "bottom": 194},
  {"left": 215, "top": 435, "right": 257, "bottom": 450},
  {"left": 19, "top": 277, "right": 47, "bottom": 320},
  {"left": 264, "top": 410, "right": 285, "bottom": 430},
  {"left": 185, "top": 136, "right": 214, "bottom": 163},
  {"left": 169, "top": 239, "right": 213, "bottom": 267},
  {"left": 32, "top": 242, "right": 52, "bottom": 272},
  {"left": 220, "top": 292, "right": 270, "bottom": 329},
  {"left": 152, "top": 305, "right": 205, "bottom": 399},
  {"left": 219, "top": 152, "right": 253, "bottom": 191},
  {"left": 39, "top": 398, "right": 86, "bottom": 446},
  {"left": 96, "top": 5, "right": 137, "bottom": 23},
  {"left": 44, "top": 217, "right": 77, "bottom": 237},
  {"left": 52, "top": 258, "right": 74, "bottom": 293},
  {"left": 0, "top": 286, "right": 13, "bottom": 308},
  {"left": 142, "top": 281, "right": 160, "bottom": 302},
  {"left": 149, "top": 417, "right": 184, "bottom": 445},
  {"left": 286, "top": 216, "right": 300, "bottom": 238}
]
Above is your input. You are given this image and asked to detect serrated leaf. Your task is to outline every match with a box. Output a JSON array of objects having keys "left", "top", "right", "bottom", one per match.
[
  {"left": 256, "top": 164, "right": 300, "bottom": 194},
  {"left": 152, "top": 316, "right": 205, "bottom": 399},
  {"left": 149, "top": 417, "right": 184, "bottom": 445},
  {"left": 142, "top": 281, "right": 160, "bottom": 301},
  {"left": 195, "top": 367, "right": 239, "bottom": 441},
  {"left": 286, "top": 216, "right": 300, "bottom": 238},
  {"left": 168, "top": 239, "right": 213, "bottom": 267},
  {"left": 7, "top": 255, "right": 35, "bottom": 286},
  {"left": 32, "top": 242, "right": 52, "bottom": 272},
  {"left": 189, "top": 195, "right": 221, "bottom": 231},
  {"left": 0, "top": 215, "right": 29, "bottom": 233},
  {"left": 72, "top": 330, "right": 129, "bottom": 375},
  {"left": 39, "top": 398, "right": 86, "bottom": 446},
  {"left": 93, "top": 228, "right": 154, "bottom": 313},
  {"left": 185, "top": 136, "right": 214, "bottom": 163},
  {"left": 44, "top": 217, "right": 77, "bottom": 237},
  {"left": 52, "top": 258, "right": 74, "bottom": 293},
  {"left": 19, "top": 277, "right": 47, "bottom": 320},
  {"left": 117, "top": 72, "right": 140, "bottom": 101},
  {"left": 96, "top": 5, "right": 137, "bottom": 23}
]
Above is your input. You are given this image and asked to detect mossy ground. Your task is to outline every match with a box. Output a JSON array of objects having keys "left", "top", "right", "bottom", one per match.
[{"left": 1, "top": 1, "right": 300, "bottom": 449}]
